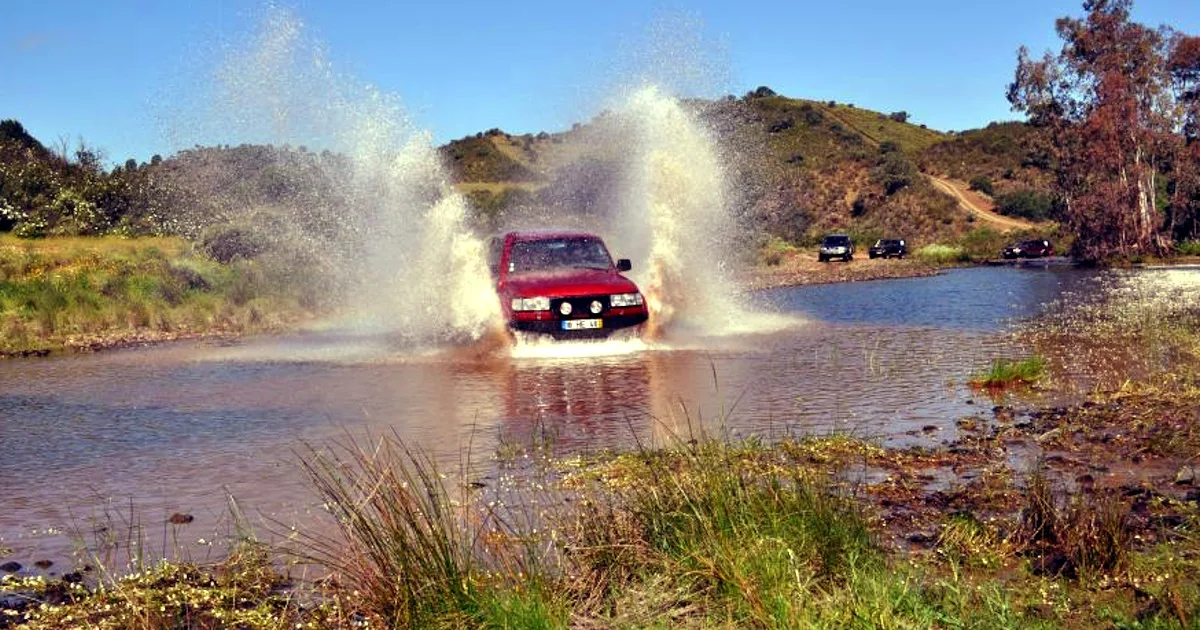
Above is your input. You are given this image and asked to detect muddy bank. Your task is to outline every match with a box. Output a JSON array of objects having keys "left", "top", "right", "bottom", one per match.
[
  {"left": 0, "top": 329, "right": 251, "bottom": 359},
  {"left": 863, "top": 382, "right": 1200, "bottom": 551},
  {"left": 743, "top": 251, "right": 942, "bottom": 290}
]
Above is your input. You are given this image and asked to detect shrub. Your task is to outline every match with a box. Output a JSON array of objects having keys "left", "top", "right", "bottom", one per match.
[
  {"left": 877, "top": 152, "right": 917, "bottom": 195},
  {"left": 968, "top": 175, "right": 994, "bottom": 196},
  {"left": 747, "top": 85, "right": 777, "bottom": 98},
  {"left": 759, "top": 237, "right": 798, "bottom": 266},
  {"left": 1176, "top": 239, "right": 1200, "bottom": 256},
  {"left": 916, "top": 244, "right": 969, "bottom": 264},
  {"left": 200, "top": 225, "right": 267, "bottom": 263},
  {"left": 961, "top": 227, "right": 1006, "bottom": 259},
  {"left": 888, "top": 111, "right": 908, "bottom": 123},
  {"left": 851, "top": 195, "right": 869, "bottom": 217},
  {"left": 798, "top": 104, "right": 823, "bottom": 125},
  {"left": 995, "top": 189, "right": 1054, "bottom": 221},
  {"left": 768, "top": 118, "right": 795, "bottom": 133}
]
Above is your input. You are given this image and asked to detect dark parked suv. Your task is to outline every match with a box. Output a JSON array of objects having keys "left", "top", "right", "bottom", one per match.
[
  {"left": 818, "top": 234, "right": 854, "bottom": 262},
  {"left": 1002, "top": 238, "right": 1055, "bottom": 259},
  {"left": 868, "top": 238, "right": 908, "bottom": 259}
]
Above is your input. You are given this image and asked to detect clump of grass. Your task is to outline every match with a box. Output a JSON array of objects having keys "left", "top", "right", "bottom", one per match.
[
  {"left": 294, "top": 432, "right": 564, "bottom": 628},
  {"left": 1019, "top": 467, "right": 1133, "bottom": 579},
  {"left": 916, "top": 243, "right": 970, "bottom": 264},
  {"left": 936, "top": 512, "right": 1015, "bottom": 568},
  {"left": 759, "top": 236, "right": 799, "bottom": 266},
  {"left": 970, "top": 355, "right": 1047, "bottom": 389},
  {"left": 566, "top": 439, "right": 880, "bottom": 626}
]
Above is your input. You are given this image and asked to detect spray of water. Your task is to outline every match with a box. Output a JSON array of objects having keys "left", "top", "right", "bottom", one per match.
[
  {"left": 173, "top": 8, "right": 792, "bottom": 358},
  {"left": 601, "top": 85, "right": 793, "bottom": 338},
  {"left": 178, "top": 7, "right": 502, "bottom": 345}
]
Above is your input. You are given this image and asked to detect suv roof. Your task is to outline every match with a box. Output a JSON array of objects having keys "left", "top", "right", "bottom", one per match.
[{"left": 505, "top": 229, "right": 598, "bottom": 241}]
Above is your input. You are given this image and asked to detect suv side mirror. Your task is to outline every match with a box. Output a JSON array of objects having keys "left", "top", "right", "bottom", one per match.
[{"left": 616, "top": 259, "right": 632, "bottom": 272}]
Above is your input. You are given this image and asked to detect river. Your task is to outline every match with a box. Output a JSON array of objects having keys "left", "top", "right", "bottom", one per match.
[{"left": 0, "top": 265, "right": 1155, "bottom": 567}]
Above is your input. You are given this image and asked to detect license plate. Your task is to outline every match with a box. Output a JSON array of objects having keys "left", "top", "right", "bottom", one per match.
[{"left": 561, "top": 319, "right": 603, "bottom": 331}]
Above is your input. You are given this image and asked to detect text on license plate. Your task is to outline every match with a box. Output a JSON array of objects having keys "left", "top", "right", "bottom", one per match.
[{"left": 561, "top": 319, "right": 603, "bottom": 331}]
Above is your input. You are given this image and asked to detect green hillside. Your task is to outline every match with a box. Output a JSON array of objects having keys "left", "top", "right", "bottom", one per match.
[
  {"left": 920, "top": 122, "right": 1054, "bottom": 194},
  {"left": 438, "top": 91, "right": 971, "bottom": 248}
]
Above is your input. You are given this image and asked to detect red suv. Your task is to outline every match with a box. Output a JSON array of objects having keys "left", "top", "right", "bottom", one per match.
[
  {"left": 488, "top": 231, "right": 649, "bottom": 336},
  {"left": 1002, "top": 238, "right": 1055, "bottom": 259}
]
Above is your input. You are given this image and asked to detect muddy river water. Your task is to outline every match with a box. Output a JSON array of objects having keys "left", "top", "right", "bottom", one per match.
[{"left": 0, "top": 265, "right": 1187, "bottom": 564}]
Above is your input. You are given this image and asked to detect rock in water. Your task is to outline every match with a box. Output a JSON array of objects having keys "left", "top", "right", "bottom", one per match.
[{"left": 1175, "top": 465, "right": 1196, "bottom": 486}]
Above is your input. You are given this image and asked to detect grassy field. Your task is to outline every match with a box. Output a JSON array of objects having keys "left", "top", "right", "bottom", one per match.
[{"left": 0, "top": 235, "right": 316, "bottom": 356}]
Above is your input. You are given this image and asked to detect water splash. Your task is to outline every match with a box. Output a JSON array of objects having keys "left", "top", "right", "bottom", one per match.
[
  {"left": 180, "top": 7, "right": 502, "bottom": 344},
  {"left": 605, "top": 85, "right": 794, "bottom": 338}
]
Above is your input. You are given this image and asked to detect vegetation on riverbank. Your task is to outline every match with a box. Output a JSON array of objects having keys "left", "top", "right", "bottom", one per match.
[
  {"left": 7, "top": 415, "right": 1197, "bottom": 629},
  {"left": 0, "top": 235, "right": 318, "bottom": 357},
  {"left": 970, "top": 355, "right": 1047, "bottom": 390}
]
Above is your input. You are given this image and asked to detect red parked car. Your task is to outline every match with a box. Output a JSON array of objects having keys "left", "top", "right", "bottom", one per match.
[
  {"left": 1002, "top": 238, "right": 1055, "bottom": 259},
  {"left": 488, "top": 231, "right": 649, "bottom": 337}
]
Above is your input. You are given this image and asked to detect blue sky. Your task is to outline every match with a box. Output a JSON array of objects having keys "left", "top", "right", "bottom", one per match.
[{"left": 3, "top": 0, "right": 1199, "bottom": 165}]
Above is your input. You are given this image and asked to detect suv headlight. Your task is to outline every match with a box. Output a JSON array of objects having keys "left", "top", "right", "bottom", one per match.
[
  {"left": 610, "top": 292, "right": 644, "bottom": 307},
  {"left": 511, "top": 296, "right": 550, "bottom": 311}
]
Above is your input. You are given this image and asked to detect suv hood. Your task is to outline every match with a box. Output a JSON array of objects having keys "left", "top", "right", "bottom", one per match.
[{"left": 503, "top": 268, "right": 640, "bottom": 298}]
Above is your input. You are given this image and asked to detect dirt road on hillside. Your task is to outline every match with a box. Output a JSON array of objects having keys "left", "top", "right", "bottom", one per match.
[{"left": 927, "top": 175, "right": 1037, "bottom": 232}]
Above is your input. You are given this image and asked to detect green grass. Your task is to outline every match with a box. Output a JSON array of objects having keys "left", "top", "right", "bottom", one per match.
[
  {"left": 1176, "top": 240, "right": 1200, "bottom": 256},
  {"left": 0, "top": 235, "right": 317, "bottom": 356},
  {"left": 971, "top": 355, "right": 1047, "bottom": 389},
  {"left": 915, "top": 243, "right": 970, "bottom": 264},
  {"left": 758, "top": 236, "right": 800, "bottom": 266}
]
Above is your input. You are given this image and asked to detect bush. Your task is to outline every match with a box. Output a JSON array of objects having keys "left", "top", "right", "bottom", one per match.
[
  {"left": 851, "top": 195, "right": 869, "bottom": 217},
  {"left": 916, "top": 244, "right": 969, "bottom": 264},
  {"left": 968, "top": 175, "right": 994, "bottom": 196},
  {"left": 759, "top": 237, "right": 798, "bottom": 266},
  {"left": 995, "top": 189, "right": 1054, "bottom": 221},
  {"left": 888, "top": 111, "right": 908, "bottom": 123},
  {"left": 961, "top": 227, "right": 1006, "bottom": 259},
  {"left": 768, "top": 118, "right": 794, "bottom": 133},
  {"left": 798, "top": 104, "right": 824, "bottom": 125},
  {"left": 747, "top": 85, "right": 777, "bottom": 98},
  {"left": 1176, "top": 240, "right": 1200, "bottom": 256},
  {"left": 201, "top": 225, "right": 267, "bottom": 263},
  {"left": 877, "top": 152, "right": 917, "bottom": 195}
]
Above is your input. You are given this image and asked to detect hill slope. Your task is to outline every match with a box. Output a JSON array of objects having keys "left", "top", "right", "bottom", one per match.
[{"left": 439, "top": 92, "right": 981, "bottom": 248}]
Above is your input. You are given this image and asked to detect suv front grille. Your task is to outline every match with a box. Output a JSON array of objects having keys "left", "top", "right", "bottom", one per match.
[{"left": 550, "top": 295, "right": 609, "bottom": 319}]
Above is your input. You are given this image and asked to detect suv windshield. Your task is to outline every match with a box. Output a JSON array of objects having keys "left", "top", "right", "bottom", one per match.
[
  {"left": 823, "top": 236, "right": 851, "bottom": 247},
  {"left": 509, "top": 237, "right": 613, "bottom": 273}
]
